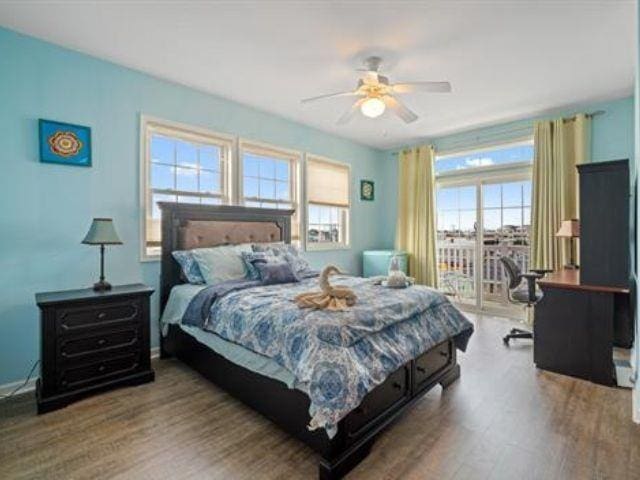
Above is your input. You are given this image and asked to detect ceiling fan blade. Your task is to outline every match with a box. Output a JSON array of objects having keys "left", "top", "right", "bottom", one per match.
[
  {"left": 337, "top": 98, "right": 367, "bottom": 125},
  {"left": 391, "top": 81, "right": 452, "bottom": 94},
  {"left": 383, "top": 95, "right": 419, "bottom": 123},
  {"left": 301, "top": 91, "right": 359, "bottom": 104}
]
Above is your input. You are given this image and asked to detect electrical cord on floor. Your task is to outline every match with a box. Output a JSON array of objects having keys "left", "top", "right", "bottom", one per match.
[{"left": 0, "top": 361, "right": 40, "bottom": 400}]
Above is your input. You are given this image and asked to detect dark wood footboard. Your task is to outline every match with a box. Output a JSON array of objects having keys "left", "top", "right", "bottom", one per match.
[{"left": 163, "top": 324, "right": 460, "bottom": 479}]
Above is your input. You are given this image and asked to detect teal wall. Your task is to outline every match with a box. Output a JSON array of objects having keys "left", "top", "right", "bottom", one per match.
[{"left": 0, "top": 27, "right": 391, "bottom": 385}]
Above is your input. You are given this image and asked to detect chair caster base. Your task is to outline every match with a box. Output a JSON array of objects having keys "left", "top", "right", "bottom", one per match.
[{"left": 503, "top": 328, "right": 533, "bottom": 346}]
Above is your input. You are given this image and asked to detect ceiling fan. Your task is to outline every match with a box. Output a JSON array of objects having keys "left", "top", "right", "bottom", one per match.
[{"left": 301, "top": 56, "right": 452, "bottom": 125}]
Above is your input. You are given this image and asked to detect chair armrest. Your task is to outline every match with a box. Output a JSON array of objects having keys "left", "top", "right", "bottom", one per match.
[
  {"left": 530, "top": 269, "right": 553, "bottom": 275},
  {"left": 521, "top": 272, "right": 544, "bottom": 280}
]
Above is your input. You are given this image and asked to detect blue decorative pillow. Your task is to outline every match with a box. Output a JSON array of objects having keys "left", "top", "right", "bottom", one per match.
[
  {"left": 241, "top": 251, "right": 278, "bottom": 280},
  {"left": 283, "top": 252, "right": 313, "bottom": 276},
  {"left": 254, "top": 260, "right": 299, "bottom": 285},
  {"left": 252, "top": 243, "right": 312, "bottom": 276},
  {"left": 172, "top": 250, "right": 205, "bottom": 284}
]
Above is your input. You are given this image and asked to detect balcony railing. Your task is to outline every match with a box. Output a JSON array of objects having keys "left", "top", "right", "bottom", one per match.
[{"left": 437, "top": 242, "right": 530, "bottom": 304}]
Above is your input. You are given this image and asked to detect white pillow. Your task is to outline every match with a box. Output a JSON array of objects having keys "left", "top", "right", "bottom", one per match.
[{"left": 191, "top": 244, "right": 253, "bottom": 285}]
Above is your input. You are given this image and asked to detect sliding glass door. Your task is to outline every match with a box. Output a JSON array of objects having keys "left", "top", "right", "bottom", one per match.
[
  {"left": 480, "top": 181, "right": 531, "bottom": 308},
  {"left": 435, "top": 140, "right": 533, "bottom": 314}
]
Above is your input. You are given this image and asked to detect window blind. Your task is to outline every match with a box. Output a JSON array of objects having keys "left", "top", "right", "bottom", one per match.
[{"left": 306, "top": 158, "right": 350, "bottom": 208}]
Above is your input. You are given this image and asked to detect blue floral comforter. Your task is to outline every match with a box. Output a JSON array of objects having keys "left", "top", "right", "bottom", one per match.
[{"left": 182, "top": 275, "right": 473, "bottom": 437}]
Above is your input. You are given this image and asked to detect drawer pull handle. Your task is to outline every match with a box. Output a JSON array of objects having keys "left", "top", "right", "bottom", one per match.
[
  {"left": 97, "top": 339, "right": 107, "bottom": 346},
  {"left": 416, "top": 366, "right": 426, "bottom": 373},
  {"left": 393, "top": 382, "right": 403, "bottom": 390},
  {"left": 97, "top": 312, "right": 107, "bottom": 320},
  {"left": 439, "top": 351, "right": 448, "bottom": 358},
  {"left": 98, "top": 364, "right": 106, "bottom": 373}
]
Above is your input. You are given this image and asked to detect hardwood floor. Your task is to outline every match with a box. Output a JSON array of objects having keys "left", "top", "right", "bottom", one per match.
[{"left": 1, "top": 313, "right": 639, "bottom": 480}]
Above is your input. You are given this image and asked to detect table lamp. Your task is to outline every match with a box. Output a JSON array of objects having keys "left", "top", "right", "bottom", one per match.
[
  {"left": 555, "top": 219, "right": 580, "bottom": 269},
  {"left": 82, "top": 218, "right": 123, "bottom": 291}
]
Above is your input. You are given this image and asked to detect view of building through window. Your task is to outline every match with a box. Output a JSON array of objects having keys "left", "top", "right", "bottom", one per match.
[
  {"left": 307, "top": 205, "right": 343, "bottom": 243},
  {"left": 437, "top": 181, "right": 531, "bottom": 243}
]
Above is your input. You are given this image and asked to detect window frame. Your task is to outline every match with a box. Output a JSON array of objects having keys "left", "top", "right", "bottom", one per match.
[
  {"left": 139, "top": 115, "right": 234, "bottom": 261},
  {"left": 303, "top": 153, "right": 351, "bottom": 252}
]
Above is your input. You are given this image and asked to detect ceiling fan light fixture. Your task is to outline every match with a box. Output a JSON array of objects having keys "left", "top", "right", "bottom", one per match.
[{"left": 360, "top": 97, "right": 386, "bottom": 118}]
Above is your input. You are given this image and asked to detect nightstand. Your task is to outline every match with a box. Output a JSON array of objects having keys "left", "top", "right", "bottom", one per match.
[{"left": 35, "top": 283, "right": 155, "bottom": 414}]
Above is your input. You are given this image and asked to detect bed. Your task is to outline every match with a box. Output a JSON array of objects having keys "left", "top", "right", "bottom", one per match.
[{"left": 158, "top": 202, "right": 472, "bottom": 480}]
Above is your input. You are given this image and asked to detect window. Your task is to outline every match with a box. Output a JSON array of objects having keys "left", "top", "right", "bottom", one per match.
[
  {"left": 240, "top": 141, "right": 300, "bottom": 241},
  {"left": 436, "top": 185, "right": 477, "bottom": 240},
  {"left": 435, "top": 140, "right": 533, "bottom": 175},
  {"left": 306, "top": 156, "right": 350, "bottom": 248},
  {"left": 482, "top": 181, "right": 532, "bottom": 237},
  {"left": 435, "top": 138, "right": 533, "bottom": 312},
  {"left": 141, "top": 117, "right": 233, "bottom": 259},
  {"left": 141, "top": 116, "right": 355, "bottom": 260}
]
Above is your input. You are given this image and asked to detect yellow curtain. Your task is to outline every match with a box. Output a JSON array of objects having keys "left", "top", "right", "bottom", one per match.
[
  {"left": 530, "top": 114, "right": 590, "bottom": 271},
  {"left": 395, "top": 145, "right": 438, "bottom": 287}
]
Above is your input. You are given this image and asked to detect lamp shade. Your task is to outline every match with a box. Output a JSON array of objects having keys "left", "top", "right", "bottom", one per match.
[
  {"left": 82, "top": 218, "right": 123, "bottom": 245},
  {"left": 555, "top": 219, "right": 580, "bottom": 238}
]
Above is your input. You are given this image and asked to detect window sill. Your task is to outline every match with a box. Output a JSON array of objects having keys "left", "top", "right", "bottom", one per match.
[
  {"left": 140, "top": 255, "right": 160, "bottom": 263},
  {"left": 305, "top": 244, "right": 351, "bottom": 252}
]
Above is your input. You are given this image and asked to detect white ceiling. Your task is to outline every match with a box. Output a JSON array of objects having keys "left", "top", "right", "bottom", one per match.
[{"left": 0, "top": 1, "right": 635, "bottom": 149}]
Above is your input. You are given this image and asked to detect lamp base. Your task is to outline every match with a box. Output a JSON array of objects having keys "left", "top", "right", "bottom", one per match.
[{"left": 93, "top": 280, "right": 112, "bottom": 292}]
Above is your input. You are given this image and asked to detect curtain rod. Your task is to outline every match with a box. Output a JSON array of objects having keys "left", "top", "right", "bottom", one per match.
[
  {"left": 563, "top": 109, "right": 605, "bottom": 122},
  {"left": 390, "top": 109, "right": 606, "bottom": 155}
]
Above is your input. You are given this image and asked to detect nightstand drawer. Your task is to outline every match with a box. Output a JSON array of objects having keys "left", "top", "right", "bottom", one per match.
[
  {"left": 58, "top": 327, "right": 140, "bottom": 362},
  {"left": 56, "top": 299, "right": 141, "bottom": 335},
  {"left": 58, "top": 352, "right": 141, "bottom": 391}
]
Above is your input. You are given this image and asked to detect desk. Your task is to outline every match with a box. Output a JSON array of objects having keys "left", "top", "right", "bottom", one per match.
[{"left": 534, "top": 269, "right": 630, "bottom": 386}]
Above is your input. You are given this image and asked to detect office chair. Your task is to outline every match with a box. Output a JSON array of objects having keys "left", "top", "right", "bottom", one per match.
[{"left": 499, "top": 256, "right": 551, "bottom": 346}]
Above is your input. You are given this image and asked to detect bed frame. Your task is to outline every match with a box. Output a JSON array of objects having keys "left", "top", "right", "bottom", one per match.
[{"left": 158, "top": 203, "right": 461, "bottom": 480}]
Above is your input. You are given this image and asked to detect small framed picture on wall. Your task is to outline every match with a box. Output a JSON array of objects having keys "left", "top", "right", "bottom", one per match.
[
  {"left": 360, "top": 179, "right": 375, "bottom": 201},
  {"left": 39, "top": 119, "right": 92, "bottom": 167}
]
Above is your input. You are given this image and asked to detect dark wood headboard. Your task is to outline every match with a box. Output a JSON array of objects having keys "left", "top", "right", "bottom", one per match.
[{"left": 158, "top": 202, "right": 294, "bottom": 311}]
